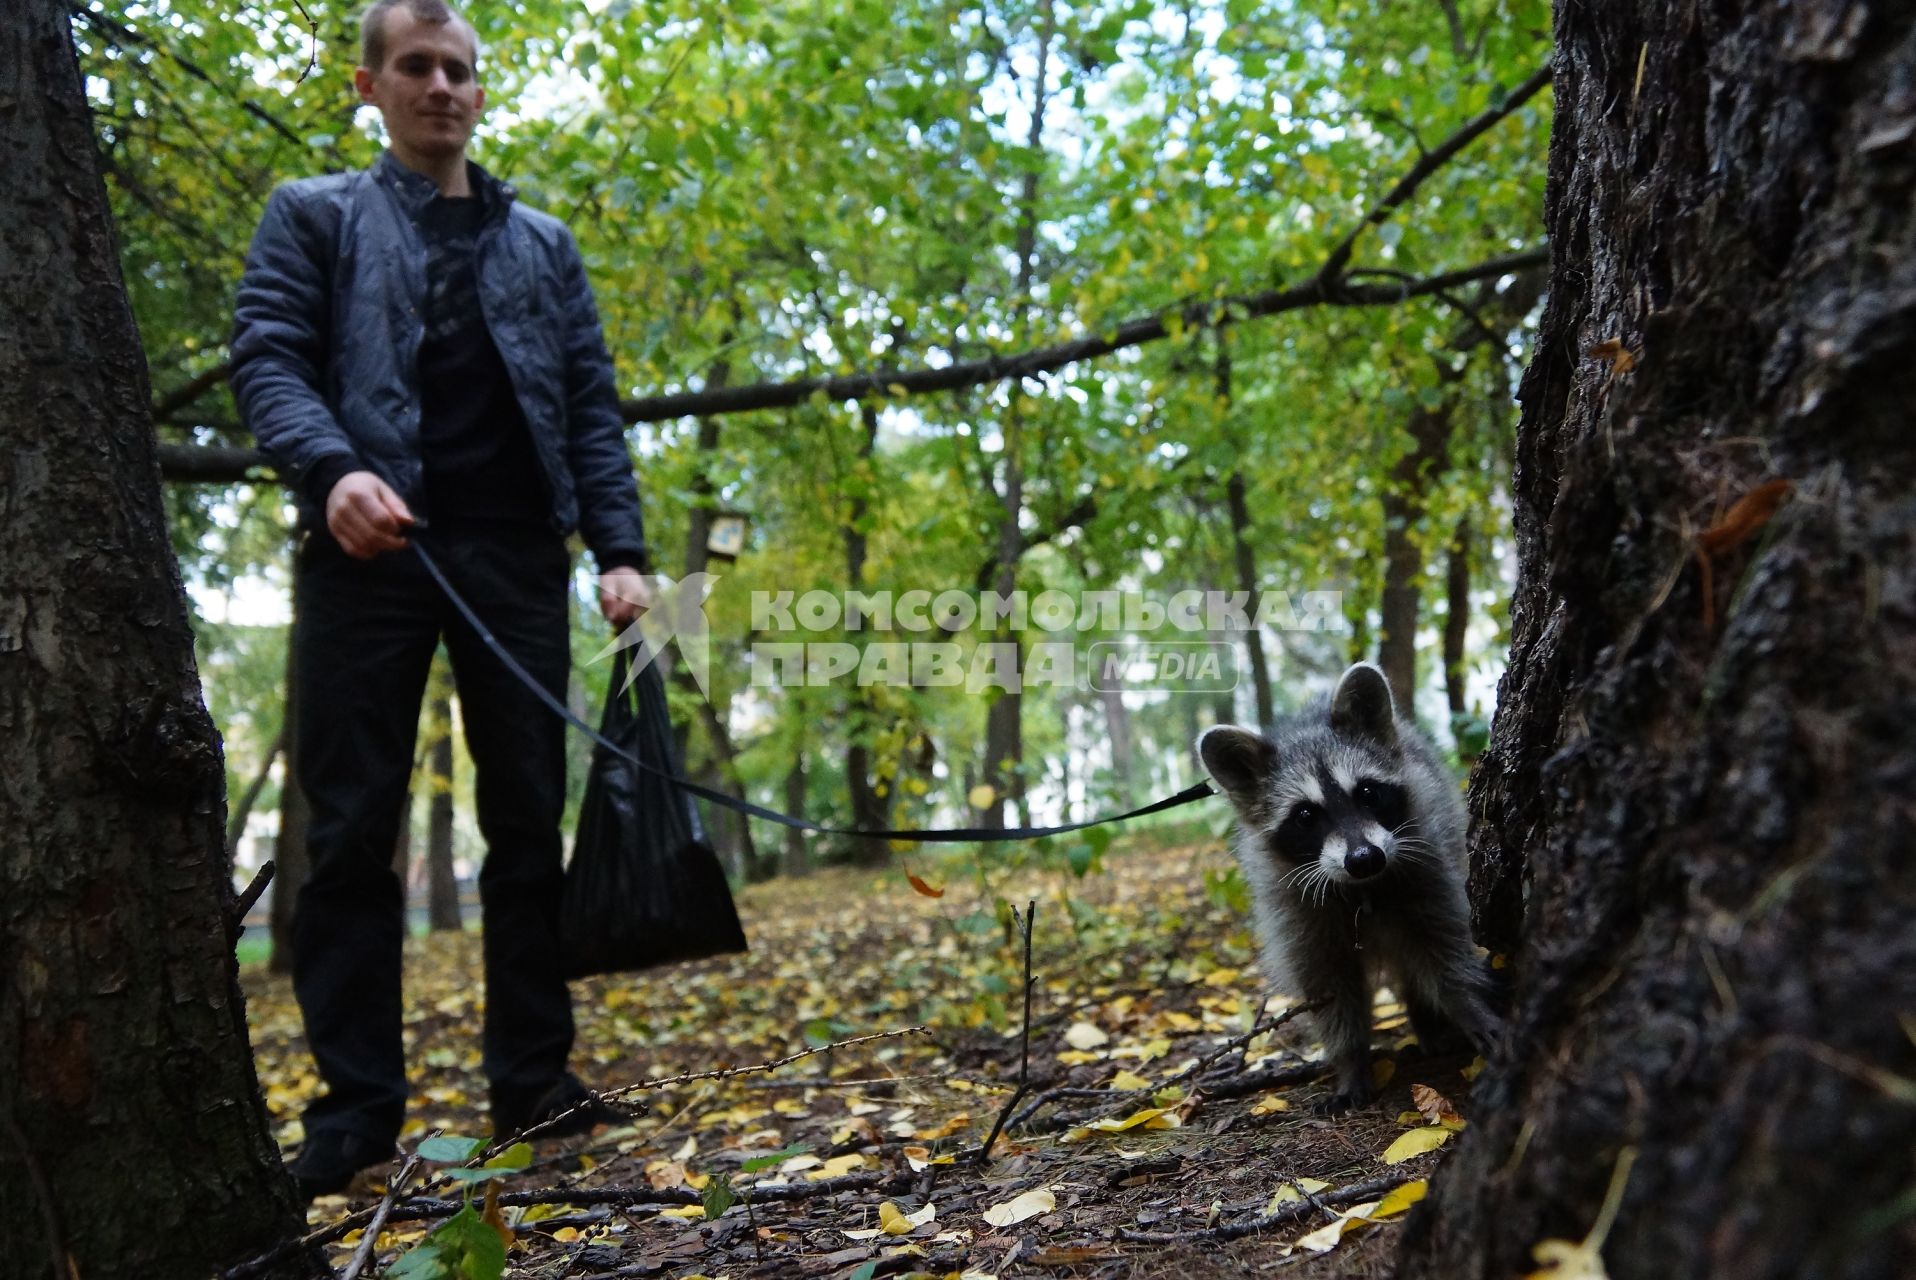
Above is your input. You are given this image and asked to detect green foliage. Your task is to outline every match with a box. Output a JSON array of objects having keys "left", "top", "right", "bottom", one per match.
[
  {"left": 385, "top": 1203, "right": 506, "bottom": 1280},
  {"left": 390, "top": 1137, "right": 530, "bottom": 1279},
  {"left": 91, "top": 0, "right": 1550, "bottom": 862}
]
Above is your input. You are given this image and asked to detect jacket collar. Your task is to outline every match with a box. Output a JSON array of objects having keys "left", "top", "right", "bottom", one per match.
[{"left": 372, "top": 151, "right": 516, "bottom": 223}]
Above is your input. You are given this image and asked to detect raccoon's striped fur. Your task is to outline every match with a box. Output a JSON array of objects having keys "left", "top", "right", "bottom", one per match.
[{"left": 1198, "top": 662, "right": 1498, "bottom": 1112}]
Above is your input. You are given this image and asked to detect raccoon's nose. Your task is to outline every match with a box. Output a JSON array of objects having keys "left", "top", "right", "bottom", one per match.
[{"left": 1345, "top": 844, "right": 1386, "bottom": 880}]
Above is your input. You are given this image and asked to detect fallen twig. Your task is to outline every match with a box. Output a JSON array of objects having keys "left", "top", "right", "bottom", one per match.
[
  {"left": 970, "top": 900, "right": 1038, "bottom": 1163},
  {"left": 1115, "top": 1171, "right": 1424, "bottom": 1245},
  {"left": 603, "top": 1026, "right": 930, "bottom": 1099},
  {"left": 1008, "top": 1000, "right": 1326, "bottom": 1133},
  {"left": 338, "top": 1144, "right": 426, "bottom": 1280},
  {"left": 226, "top": 1171, "right": 910, "bottom": 1273}
]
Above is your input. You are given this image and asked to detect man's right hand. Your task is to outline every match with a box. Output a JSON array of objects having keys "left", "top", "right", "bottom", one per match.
[{"left": 325, "top": 470, "right": 415, "bottom": 559}]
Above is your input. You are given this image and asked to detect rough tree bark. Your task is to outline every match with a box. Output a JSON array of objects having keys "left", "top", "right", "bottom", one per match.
[
  {"left": 0, "top": 4, "right": 319, "bottom": 1275},
  {"left": 1402, "top": 6, "right": 1916, "bottom": 1279}
]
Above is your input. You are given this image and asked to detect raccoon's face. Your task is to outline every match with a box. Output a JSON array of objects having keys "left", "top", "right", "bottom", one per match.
[
  {"left": 1198, "top": 663, "right": 1421, "bottom": 896},
  {"left": 1263, "top": 766, "right": 1414, "bottom": 889}
]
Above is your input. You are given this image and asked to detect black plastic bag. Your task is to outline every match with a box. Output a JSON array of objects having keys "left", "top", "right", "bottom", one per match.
[{"left": 562, "top": 647, "right": 747, "bottom": 978}]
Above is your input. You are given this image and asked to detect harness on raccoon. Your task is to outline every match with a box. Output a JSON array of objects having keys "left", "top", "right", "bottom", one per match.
[{"left": 411, "top": 537, "right": 1219, "bottom": 845}]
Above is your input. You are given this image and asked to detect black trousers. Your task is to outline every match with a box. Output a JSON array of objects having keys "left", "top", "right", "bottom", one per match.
[{"left": 290, "top": 519, "right": 574, "bottom": 1144}]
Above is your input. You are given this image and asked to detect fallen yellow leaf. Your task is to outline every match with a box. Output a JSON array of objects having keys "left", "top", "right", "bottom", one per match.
[
  {"left": 805, "top": 1153, "right": 874, "bottom": 1180},
  {"left": 1062, "top": 1107, "right": 1181, "bottom": 1142},
  {"left": 1064, "top": 1021, "right": 1110, "bottom": 1050},
  {"left": 1381, "top": 1127, "right": 1452, "bottom": 1164},
  {"left": 982, "top": 1187, "right": 1056, "bottom": 1227}
]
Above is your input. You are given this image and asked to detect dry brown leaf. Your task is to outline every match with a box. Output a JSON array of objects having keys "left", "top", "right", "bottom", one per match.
[
  {"left": 1585, "top": 336, "right": 1638, "bottom": 377},
  {"left": 1411, "top": 1083, "right": 1462, "bottom": 1127}
]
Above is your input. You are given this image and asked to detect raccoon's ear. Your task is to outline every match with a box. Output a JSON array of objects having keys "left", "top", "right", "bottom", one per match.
[
  {"left": 1197, "top": 726, "right": 1277, "bottom": 805},
  {"left": 1330, "top": 662, "right": 1398, "bottom": 747}
]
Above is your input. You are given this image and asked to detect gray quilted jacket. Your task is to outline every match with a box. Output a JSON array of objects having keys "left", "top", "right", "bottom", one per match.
[{"left": 231, "top": 151, "right": 647, "bottom": 569}]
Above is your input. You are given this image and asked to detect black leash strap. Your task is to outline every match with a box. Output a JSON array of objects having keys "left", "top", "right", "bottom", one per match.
[{"left": 410, "top": 539, "right": 1216, "bottom": 845}]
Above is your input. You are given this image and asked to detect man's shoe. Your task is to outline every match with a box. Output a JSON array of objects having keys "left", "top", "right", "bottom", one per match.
[
  {"left": 286, "top": 1129, "right": 395, "bottom": 1200},
  {"left": 496, "top": 1073, "right": 639, "bottom": 1141}
]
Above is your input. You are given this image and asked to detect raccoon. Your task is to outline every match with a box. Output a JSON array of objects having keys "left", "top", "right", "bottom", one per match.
[{"left": 1197, "top": 662, "right": 1498, "bottom": 1113}]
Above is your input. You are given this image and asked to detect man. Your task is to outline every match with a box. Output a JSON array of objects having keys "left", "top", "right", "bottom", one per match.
[{"left": 231, "top": 0, "right": 652, "bottom": 1198}]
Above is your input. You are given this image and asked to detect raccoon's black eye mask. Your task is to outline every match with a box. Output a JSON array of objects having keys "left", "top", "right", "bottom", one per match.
[{"left": 1353, "top": 779, "right": 1410, "bottom": 831}]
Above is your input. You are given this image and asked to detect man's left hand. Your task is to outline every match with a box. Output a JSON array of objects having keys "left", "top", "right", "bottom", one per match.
[{"left": 600, "top": 565, "right": 653, "bottom": 629}]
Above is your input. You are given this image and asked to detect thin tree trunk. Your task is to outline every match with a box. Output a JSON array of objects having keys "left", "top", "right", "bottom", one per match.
[
  {"left": 675, "top": 340, "right": 759, "bottom": 875},
  {"left": 1443, "top": 516, "right": 1471, "bottom": 720},
  {"left": 1227, "top": 470, "right": 1277, "bottom": 728},
  {"left": 1377, "top": 401, "right": 1454, "bottom": 706},
  {"left": 0, "top": 4, "right": 318, "bottom": 1272},
  {"left": 391, "top": 784, "right": 413, "bottom": 903},
  {"left": 782, "top": 753, "right": 810, "bottom": 878},
  {"left": 1401, "top": 8, "right": 1916, "bottom": 1279},
  {"left": 426, "top": 692, "right": 461, "bottom": 932},
  {"left": 225, "top": 725, "right": 284, "bottom": 858},
  {"left": 844, "top": 403, "right": 890, "bottom": 864},
  {"left": 1098, "top": 681, "right": 1135, "bottom": 788},
  {"left": 1217, "top": 337, "right": 1277, "bottom": 729},
  {"left": 270, "top": 595, "right": 309, "bottom": 977},
  {"left": 981, "top": 1, "right": 1055, "bottom": 832}
]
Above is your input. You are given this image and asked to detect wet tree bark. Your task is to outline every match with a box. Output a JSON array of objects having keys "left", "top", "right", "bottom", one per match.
[
  {"left": 1402, "top": 5, "right": 1916, "bottom": 1279},
  {"left": 0, "top": 3, "right": 320, "bottom": 1274}
]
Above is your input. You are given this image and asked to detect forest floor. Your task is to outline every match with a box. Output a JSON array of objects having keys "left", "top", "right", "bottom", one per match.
[{"left": 240, "top": 828, "right": 1483, "bottom": 1279}]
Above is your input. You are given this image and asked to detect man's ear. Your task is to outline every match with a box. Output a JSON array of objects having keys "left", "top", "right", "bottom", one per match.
[
  {"left": 1330, "top": 662, "right": 1398, "bottom": 747},
  {"left": 354, "top": 65, "right": 378, "bottom": 106},
  {"left": 1197, "top": 726, "right": 1277, "bottom": 808}
]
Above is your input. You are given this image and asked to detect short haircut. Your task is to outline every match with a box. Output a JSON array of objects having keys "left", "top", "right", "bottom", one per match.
[{"left": 360, "top": 0, "right": 478, "bottom": 71}]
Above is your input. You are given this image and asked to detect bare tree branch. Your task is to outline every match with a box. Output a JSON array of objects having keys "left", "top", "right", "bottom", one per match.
[
  {"left": 152, "top": 359, "right": 232, "bottom": 419},
  {"left": 1316, "top": 64, "right": 1552, "bottom": 284}
]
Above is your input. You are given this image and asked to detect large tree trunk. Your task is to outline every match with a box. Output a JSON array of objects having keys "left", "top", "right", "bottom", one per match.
[
  {"left": 1402, "top": 8, "right": 1916, "bottom": 1280},
  {"left": 0, "top": 5, "right": 317, "bottom": 1275}
]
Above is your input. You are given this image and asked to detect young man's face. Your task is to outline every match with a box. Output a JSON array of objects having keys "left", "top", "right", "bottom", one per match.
[{"left": 355, "top": 8, "right": 483, "bottom": 168}]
